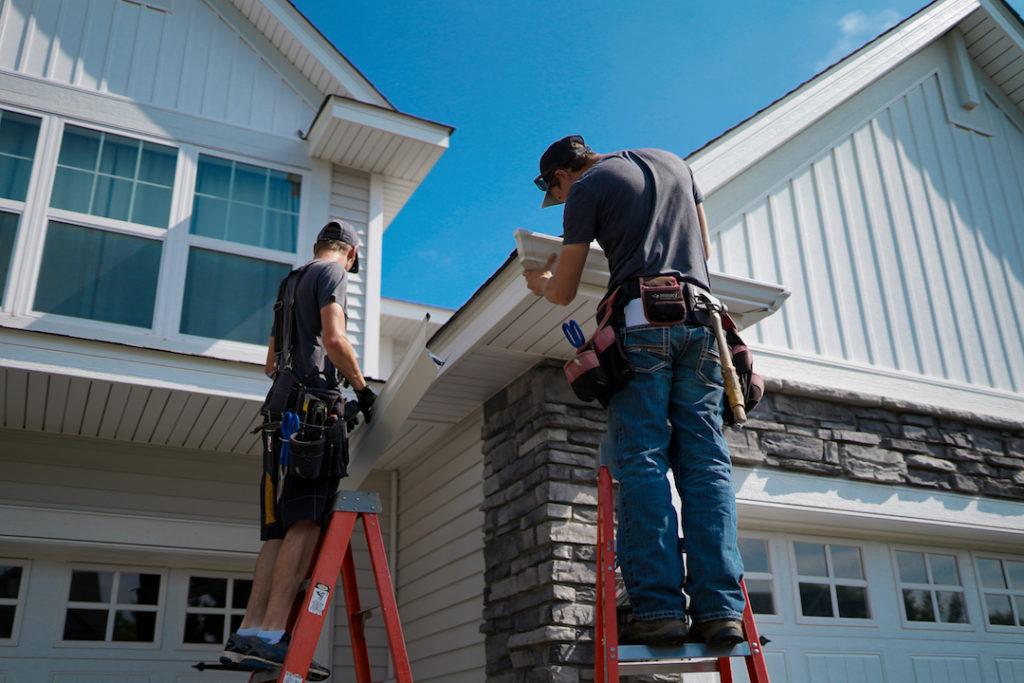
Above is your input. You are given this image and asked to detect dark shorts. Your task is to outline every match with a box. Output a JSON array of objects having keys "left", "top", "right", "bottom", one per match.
[{"left": 260, "top": 432, "right": 340, "bottom": 541}]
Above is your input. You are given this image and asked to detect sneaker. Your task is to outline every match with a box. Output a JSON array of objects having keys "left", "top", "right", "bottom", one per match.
[
  {"left": 619, "top": 617, "right": 688, "bottom": 646},
  {"left": 220, "top": 632, "right": 257, "bottom": 664},
  {"left": 239, "top": 634, "right": 331, "bottom": 681},
  {"left": 690, "top": 619, "right": 744, "bottom": 647}
]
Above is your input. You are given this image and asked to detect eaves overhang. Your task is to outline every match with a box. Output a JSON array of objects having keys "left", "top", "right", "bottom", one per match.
[{"left": 306, "top": 95, "right": 453, "bottom": 181}]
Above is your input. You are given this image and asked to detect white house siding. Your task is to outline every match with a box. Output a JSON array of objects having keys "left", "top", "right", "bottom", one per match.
[
  {"left": 0, "top": 0, "right": 315, "bottom": 138},
  {"left": 706, "top": 42, "right": 1024, "bottom": 398},
  {"left": 396, "top": 411, "right": 486, "bottom": 682},
  {"left": 330, "top": 164, "right": 370, "bottom": 363}
]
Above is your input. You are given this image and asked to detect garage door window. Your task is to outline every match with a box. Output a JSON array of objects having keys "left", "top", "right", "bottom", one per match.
[
  {"left": 0, "top": 563, "right": 26, "bottom": 642},
  {"left": 895, "top": 550, "right": 968, "bottom": 626},
  {"left": 182, "top": 575, "right": 253, "bottom": 645},
  {"left": 738, "top": 537, "right": 776, "bottom": 616},
  {"left": 794, "top": 542, "right": 871, "bottom": 621},
  {"left": 62, "top": 569, "right": 163, "bottom": 643},
  {"left": 976, "top": 556, "right": 1024, "bottom": 629}
]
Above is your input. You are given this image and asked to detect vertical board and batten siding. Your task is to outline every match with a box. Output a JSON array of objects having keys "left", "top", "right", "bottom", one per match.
[
  {"left": 0, "top": 0, "right": 314, "bottom": 138},
  {"left": 331, "top": 165, "right": 370, "bottom": 362},
  {"left": 396, "top": 412, "right": 486, "bottom": 682},
  {"left": 712, "top": 69, "right": 1024, "bottom": 395}
]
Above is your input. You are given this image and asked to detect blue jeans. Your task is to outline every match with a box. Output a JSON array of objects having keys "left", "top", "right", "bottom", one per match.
[{"left": 603, "top": 322, "right": 745, "bottom": 623}]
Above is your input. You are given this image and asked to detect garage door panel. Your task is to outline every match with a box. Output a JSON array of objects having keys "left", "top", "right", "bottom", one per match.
[
  {"left": 52, "top": 675, "right": 151, "bottom": 682},
  {"left": 806, "top": 652, "right": 885, "bottom": 682},
  {"left": 911, "top": 656, "right": 981, "bottom": 682},
  {"left": 996, "top": 658, "right": 1024, "bottom": 683}
]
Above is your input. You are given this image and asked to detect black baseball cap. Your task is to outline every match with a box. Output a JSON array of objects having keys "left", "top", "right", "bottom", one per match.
[
  {"left": 535, "top": 135, "right": 590, "bottom": 208},
  {"left": 316, "top": 220, "right": 360, "bottom": 273}
]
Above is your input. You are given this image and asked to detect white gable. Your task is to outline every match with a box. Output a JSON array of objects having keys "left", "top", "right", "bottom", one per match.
[
  {"left": 698, "top": 2, "right": 1024, "bottom": 420},
  {"left": 0, "top": 0, "right": 317, "bottom": 138}
]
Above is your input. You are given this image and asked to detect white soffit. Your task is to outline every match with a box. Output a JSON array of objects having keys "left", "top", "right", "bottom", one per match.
[{"left": 229, "top": 0, "right": 391, "bottom": 107}]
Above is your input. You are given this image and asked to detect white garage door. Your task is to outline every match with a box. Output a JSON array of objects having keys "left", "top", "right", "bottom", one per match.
[{"left": 725, "top": 532, "right": 1024, "bottom": 683}]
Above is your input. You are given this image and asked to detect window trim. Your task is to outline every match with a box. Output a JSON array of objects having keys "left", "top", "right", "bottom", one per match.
[
  {"left": 0, "top": 559, "right": 30, "bottom": 647},
  {"left": 789, "top": 537, "right": 877, "bottom": 627},
  {"left": 890, "top": 546, "right": 973, "bottom": 632},
  {"left": 973, "top": 552, "right": 1024, "bottom": 634},
  {"left": 176, "top": 571, "right": 253, "bottom": 651},
  {"left": 55, "top": 564, "right": 168, "bottom": 650}
]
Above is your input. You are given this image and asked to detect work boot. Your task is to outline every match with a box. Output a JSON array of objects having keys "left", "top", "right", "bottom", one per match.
[
  {"left": 238, "top": 634, "right": 331, "bottom": 681},
  {"left": 619, "top": 617, "right": 688, "bottom": 646},
  {"left": 690, "top": 619, "right": 744, "bottom": 647}
]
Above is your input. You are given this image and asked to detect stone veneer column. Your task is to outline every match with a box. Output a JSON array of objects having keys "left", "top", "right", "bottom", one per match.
[{"left": 480, "top": 361, "right": 607, "bottom": 683}]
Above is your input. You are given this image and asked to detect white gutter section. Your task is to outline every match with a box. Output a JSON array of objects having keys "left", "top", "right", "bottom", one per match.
[{"left": 342, "top": 315, "right": 439, "bottom": 489}]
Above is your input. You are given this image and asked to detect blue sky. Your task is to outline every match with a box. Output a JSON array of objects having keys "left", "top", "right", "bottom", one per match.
[{"left": 291, "top": 0, "right": 1024, "bottom": 310}]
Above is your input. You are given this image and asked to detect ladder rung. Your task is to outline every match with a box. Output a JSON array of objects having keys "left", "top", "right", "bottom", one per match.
[
  {"left": 619, "top": 642, "right": 752, "bottom": 661},
  {"left": 619, "top": 659, "right": 723, "bottom": 675}
]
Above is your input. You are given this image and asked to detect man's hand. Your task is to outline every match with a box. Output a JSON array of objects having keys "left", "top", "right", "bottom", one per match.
[
  {"left": 356, "top": 386, "right": 376, "bottom": 424},
  {"left": 523, "top": 253, "right": 558, "bottom": 296}
]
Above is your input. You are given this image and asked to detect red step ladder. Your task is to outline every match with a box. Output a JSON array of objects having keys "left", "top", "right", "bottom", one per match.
[
  {"left": 257, "top": 490, "right": 413, "bottom": 683},
  {"left": 595, "top": 466, "right": 771, "bottom": 683}
]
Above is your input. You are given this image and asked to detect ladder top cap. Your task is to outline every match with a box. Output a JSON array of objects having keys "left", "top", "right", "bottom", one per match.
[{"left": 330, "top": 491, "right": 382, "bottom": 513}]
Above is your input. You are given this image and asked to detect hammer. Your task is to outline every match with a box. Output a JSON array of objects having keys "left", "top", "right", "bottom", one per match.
[{"left": 698, "top": 293, "right": 747, "bottom": 425}]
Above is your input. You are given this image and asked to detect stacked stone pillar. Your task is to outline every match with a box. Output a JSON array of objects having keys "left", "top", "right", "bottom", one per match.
[{"left": 480, "top": 361, "right": 607, "bottom": 683}]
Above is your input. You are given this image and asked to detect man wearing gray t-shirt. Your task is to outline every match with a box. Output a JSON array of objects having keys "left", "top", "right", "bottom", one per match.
[
  {"left": 524, "top": 135, "right": 745, "bottom": 647},
  {"left": 223, "top": 220, "right": 376, "bottom": 678}
]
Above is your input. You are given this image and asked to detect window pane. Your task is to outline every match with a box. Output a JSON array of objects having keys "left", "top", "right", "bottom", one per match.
[
  {"left": 986, "top": 594, "right": 1014, "bottom": 625},
  {"left": 746, "top": 578, "right": 775, "bottom": 615},
  {"left": 99, "top": 134, "right": 139, "bottom": 179},
  {"left": 92, "top": 175, "right": 133, "bottom": 222},
  {"left": 183, "top": 613, "right": 224, "bottom": 644},
  {"left": 232, "top": 579, "right": 252, "bottom": 610},
  {"left": 1016, "top": 596, "right": 1024, "bottom": 627},
  {"left": 978, "top": 559, "right": 1007, "bottom": 589},
  {"left": 937, "top": 591, "right": 967, "bottom": 624},
  {"left": 57, "top": 126, "right": 100, "bottom": 170},
  {"left": 0, "top": 211, "right": 18, "bottom": 301},
  {"left": 267, "top": 171, "right": 300, "bottom": 213},
  {"left": 139, "top": 143, "right": 176, "bottom": 186},
  {"left": 265, "top": 209, "right": 297, "bottom": 252},
  {"left": 929, "top": 554, "right": 960, "bottom": 586},
  {"left": 230, "top": 614, "right": 243, "bottom": 634},
  {"left": 112, "top": 609, "right": 156, "bottom": 641},
  {"left": 35, "top": 221, "right": 161, "bottom": 328},
  {"left": 0, "top": 605, "right": 14, "bottom": 638},
  {"left": 69, "top": 570, "right": 113, "bottom": 603},
  {"left": 1006, "top": 562, "right": 1024, "bottom": 590},
  {"left": 795, "top": 543, "right": 828, "bottom": 577},
  {"left": 63, "top": 608, "right": 108, "bottom": 640},
  {"left": 195, "top": 155, "right": 232, "bottom": 196},
  {"left": 180, "top": 249, "right": 288, "bottom": 344},
  {"left": 188, "top": 577, "right": 227, "bottom": 608},
  {"left": 902, "top": 589, "right": 935, "bottom": 622},
  {"left": 131, "top": 183, "right": 173, "bottom": 228},
  {"left": 0, "top": 111, "right": 40, "bottom": 202},
  {"left": 226, "top": 202, "right": 264, "bottom": 247},
  {"left": 738, "top": 538, "right": 770, "bottom": 574},
  {"left": 0, "top": 565, "right": 22, "bottom": 599},
  {"left": 50, "top": 167, "right": 94, "bottom": 214},
  {"left": 190, "top": 195, "right": 229, "bottom": 240},
  {"left": 118, "top": 573, "right": 160, "bottom": 605},
  {"left": 830, "top": 546, "right": 863, "bottom": 580},
  {"left": 836, "top": 585, "right": 870, "bottom": 618},
  {"left": 232, "top": 162, "right": 266, "bottom": 205},
  {"left": 799, "top": 582, "right": 833, "bottom": 617},
  {"left": 896, "top": 551, "right": 927, "bottom": 583}
]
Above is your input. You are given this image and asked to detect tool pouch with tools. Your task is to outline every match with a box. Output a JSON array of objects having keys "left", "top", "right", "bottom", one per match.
[
  {"left": 564, "top": 287, "right": 634, "bottom": 406},
  {"left": 718, "top": 313, "right": 765, "bottom": 425},
  {"left": 639, "top": 275, "right": 688, "bottom": 325}
]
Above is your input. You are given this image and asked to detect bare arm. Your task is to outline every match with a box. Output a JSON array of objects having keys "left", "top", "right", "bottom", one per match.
[
  {"left": 523, "top": 242, "right": 589, "bottom": 306},
  {"left": 320, "top": 302, "right": 368, "bottom": 391},
  {"left": 265, "top": 336, "right": 276, "bottom": 377},
  {"left": 697, "top": 202, "right": 711, "bottom": 261}
]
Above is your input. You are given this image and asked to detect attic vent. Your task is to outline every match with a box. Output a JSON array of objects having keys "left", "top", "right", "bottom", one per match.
[{"left": 123, "top": 0, "right": 173, "bottom": 12}]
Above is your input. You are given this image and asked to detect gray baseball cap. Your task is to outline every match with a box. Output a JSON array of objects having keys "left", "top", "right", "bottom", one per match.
[{"left": 316, "top": 220, "right": 360, "bottom": 273}]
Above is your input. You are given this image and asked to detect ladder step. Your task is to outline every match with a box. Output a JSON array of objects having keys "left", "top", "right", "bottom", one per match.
[
  {"left": 619, "top": 659, "right": 724, "bottom": 676},
  {"left": 619, "top": 642, "right": 752, "bottom": 661}
]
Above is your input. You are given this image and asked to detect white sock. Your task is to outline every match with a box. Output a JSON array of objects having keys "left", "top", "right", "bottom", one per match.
[
  {"left": 258, "top": 629, "right": 286, "bottom": 644},
  {"left": 237, "top": 627, "right": 259, "bottom": 637}
]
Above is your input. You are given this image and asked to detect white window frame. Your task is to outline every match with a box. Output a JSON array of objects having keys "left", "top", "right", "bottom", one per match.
[
  {"left": 0, "top": 104, "right": 46, "bottom": 313},
  {"left": 55, "top": 564, "right": 168, "bottom": 650},
  {"left": 0, "top": 559, "right": 30, "bottom": 646},
  {"left": 973, "top": 552, "right": 1024, "bottom": 634},
  {"left": 737, "top": 533, "right": 783, "bottom": 623},
  {"left": 789, "top": 537, "right": 877, "bottom": 627},
  {"left": 177, "top": 570, "right": 253, "bottom": 651},
  {"left": 891, "top": 546, "right": 973, "bottom": 631}
]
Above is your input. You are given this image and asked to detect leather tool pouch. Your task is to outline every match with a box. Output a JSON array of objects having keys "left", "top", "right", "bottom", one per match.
[
  {"left": 718, "top": 313, "right": 765, "bottom": 425},
  {"left": 564, "top": 288, "right": 634, "bottom": 406},
  {"left": 287, "top": 430, "right": 326, "bottom": 479},
  {"left": 639, "top": 275, "right": 687, "bottom": 325}
]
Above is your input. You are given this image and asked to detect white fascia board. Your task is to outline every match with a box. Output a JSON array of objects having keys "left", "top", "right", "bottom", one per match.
[
  {"left": 735, "top": 467, "right": 1024, "bottom": 550},
  {"left": 252, "top": 0, "right": 391, "bottom": 108},
  {"left": 381, "top": 298, "right": 454, "bottom": 324},
  {"left": 0, "top": 327, "right": 267, "bottom": 401},
  {"left": 689, "top": 0, "right": 980, "bottom": 194},
  {"left": 310, "top": 95, "right": 453, "bottom": 148}
]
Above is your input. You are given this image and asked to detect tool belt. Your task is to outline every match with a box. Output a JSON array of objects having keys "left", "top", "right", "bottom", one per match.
[
  {"left": 259, "top": 381, "right": 352, "bottom": 482},
  {"left": 618, "top": 275, "right": 711, "bottom": 327},
  {"left": 563, "top": 287, "right": 634, "bottom": 406}
]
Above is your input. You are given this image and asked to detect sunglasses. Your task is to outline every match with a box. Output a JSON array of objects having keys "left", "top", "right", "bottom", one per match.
[{"left": 533, "top": 170, "right": 558, "bottom": 192}]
